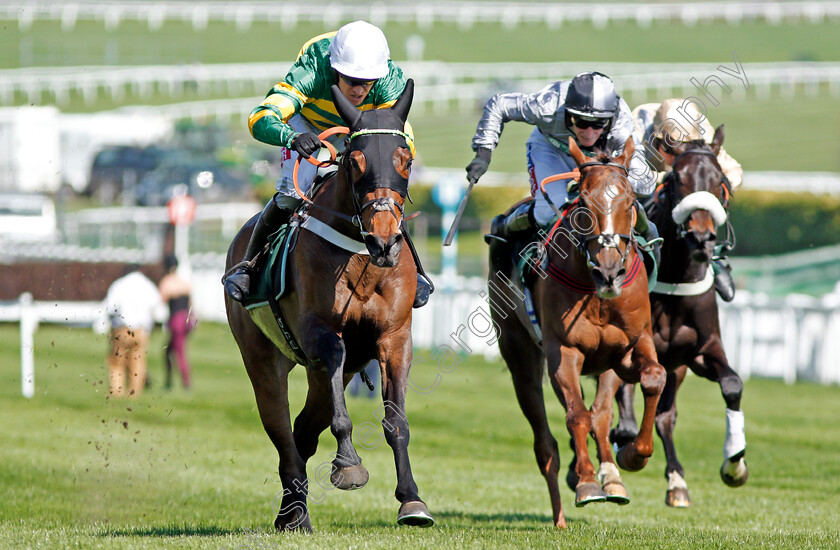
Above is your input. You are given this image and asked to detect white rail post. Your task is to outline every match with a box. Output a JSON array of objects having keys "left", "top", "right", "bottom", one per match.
[{"left": 19, "top": 292, "right": 36, "bottom": 398}]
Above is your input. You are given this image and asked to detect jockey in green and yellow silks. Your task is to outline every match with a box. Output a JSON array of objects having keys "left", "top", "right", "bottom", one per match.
[{"left": 225, "top": 20, "right": 425, "bottom": 306}]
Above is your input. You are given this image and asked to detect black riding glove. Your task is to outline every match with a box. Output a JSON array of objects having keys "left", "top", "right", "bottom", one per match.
[
  {"left": 465, "top": 148, "right": 492, "bottom": 184},
  {"left": 291, "top": 132, "right": 322, "bottom": 159}
]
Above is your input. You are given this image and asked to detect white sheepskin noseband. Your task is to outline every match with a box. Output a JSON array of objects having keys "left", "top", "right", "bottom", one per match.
[{"left": 671, "top": 191, "right": 728, "bottom": 227}]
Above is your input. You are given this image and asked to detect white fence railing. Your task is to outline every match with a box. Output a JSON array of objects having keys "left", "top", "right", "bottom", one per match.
[
  {"left": 3, "top": 60, "right": 840, "bottom": 108},
  {"left": 4, "top": 282, "right": 840, "bottom": 398},
  {"left": 3, "top": 1, "right": 839, "bottom": 31}
]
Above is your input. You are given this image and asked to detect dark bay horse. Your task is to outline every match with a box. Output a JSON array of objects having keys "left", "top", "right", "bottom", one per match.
[
  {"left": 600, "top": 125, "right": 748, "bottom": 507},
  {"left": 488, "top": 137, "right": 666, "bottom": 528},
  {"left": 225, "top": 80, "right": 434, "bottom": 530}
]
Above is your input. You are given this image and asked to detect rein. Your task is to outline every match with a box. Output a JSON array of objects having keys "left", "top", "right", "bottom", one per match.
[{"left": 541, "top": 160, "right": 634, "bottom": 265}]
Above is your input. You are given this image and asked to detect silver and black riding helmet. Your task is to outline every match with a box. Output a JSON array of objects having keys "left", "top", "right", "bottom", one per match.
[{"left": 564, "top": 71, "right": 620, "bottom": 134}]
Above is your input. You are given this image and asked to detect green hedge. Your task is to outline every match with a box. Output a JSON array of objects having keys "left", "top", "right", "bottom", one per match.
[
  {"left": 407, "top": 185, "right": 840, "bottom": 257},
  {"left": 729, "top": 190, "right": 840, "bottom": 256}
]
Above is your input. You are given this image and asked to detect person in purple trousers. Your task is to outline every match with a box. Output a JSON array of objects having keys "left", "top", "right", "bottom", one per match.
[{"left": 158, "top": 255, "right": 196, "bottom": 390}]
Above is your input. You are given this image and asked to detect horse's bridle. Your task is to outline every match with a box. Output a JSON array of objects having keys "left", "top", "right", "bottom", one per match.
[
  {"left": 571, "top": 160, "right": 635, "bottom": 270},
  {"left": 660, "top": 147, "right": 731, "bottom": 240},
  {"left": 342, "top": 128, "right": 412, "bottom": 237}
]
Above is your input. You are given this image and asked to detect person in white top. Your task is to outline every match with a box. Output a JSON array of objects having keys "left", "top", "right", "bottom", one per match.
[{"left": 104, "top": 265, "right": 161, "bottom": 398}]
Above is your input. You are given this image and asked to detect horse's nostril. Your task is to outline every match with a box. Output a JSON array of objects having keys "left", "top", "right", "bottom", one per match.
[{"left": 364, "top": 234, "right": 384, "bottom": 255}]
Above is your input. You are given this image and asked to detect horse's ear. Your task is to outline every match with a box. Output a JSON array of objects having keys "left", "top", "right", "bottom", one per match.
[
  {"left": 619, "top": 136, "right": 635, "bottom": 165},
  {"left": 391, "top": 79, "right": 414, "bottom": 123},
  {"left": 568, "top": 137, "right": 588, "bottom": 167},
  {"left": 711, "top": 124, "right": 725, "bottom": 156},
  {"left": 331, "top": 84, "right": 362, "bottom": 128}
]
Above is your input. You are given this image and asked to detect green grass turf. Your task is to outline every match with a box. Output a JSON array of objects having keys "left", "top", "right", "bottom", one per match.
[
  {"left": 3, "top": 18, "right": 838, "bottom": 68},
  {"left": 408, "top": 89, "right": 840, "bottom": 174},
  {"left": 4, "top": 13, "right": 839, "bottom": 172},
  {"left": 1, "top": 322, "right": 840, "bottom": 548}
]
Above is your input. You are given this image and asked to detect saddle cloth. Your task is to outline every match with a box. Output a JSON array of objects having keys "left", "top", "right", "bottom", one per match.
[{"left": 243, "top": 220, "right": 309, "bottom": 365}]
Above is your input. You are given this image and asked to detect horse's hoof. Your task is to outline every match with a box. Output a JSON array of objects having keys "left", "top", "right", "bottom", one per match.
[
  {"left": 603, "top": 481, "right": 630, "bottom": 505},
  {"left": 597, "top": 462, "right": 629, "bottom": 504},
  {"left": 274, "top": 507, "right": 312, "bottom": 532},
  {"left": 331, "top": 463, "right": 369, "bottom": 490},
  {"left": 575, "top": 481, "right": 607, "bottom": 507},
  {"left": 666, "top": 487, "right": 692, "bottom": 508},
  {"left": 397, "top": 500, "right": 435, "bottom": 527},
  {"left": 609, "top": 425, "right": 638, "bottom": 448},
  {"left": 720, "top": 453, "right": 749, "bottom": 487}
]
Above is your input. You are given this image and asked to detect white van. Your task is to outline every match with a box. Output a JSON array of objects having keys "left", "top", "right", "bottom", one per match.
[{"left": 0, "top": 193, "right": 58, "bottom": 242}]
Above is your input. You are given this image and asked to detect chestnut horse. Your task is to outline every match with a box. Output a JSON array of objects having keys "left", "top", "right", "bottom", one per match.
[
  {"left": 487, "top": 137, "right": 666, "bottom": 528},
  {"left": 225, "top": 80, "right": 434, "bottom": 530},
  {"left": 602, "top": 126, "right": 748, "bottom": 507}
]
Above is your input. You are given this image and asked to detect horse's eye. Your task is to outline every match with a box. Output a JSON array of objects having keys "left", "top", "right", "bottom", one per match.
[{"left": 349, "top": 151, "right": 366, "bottom": 174}]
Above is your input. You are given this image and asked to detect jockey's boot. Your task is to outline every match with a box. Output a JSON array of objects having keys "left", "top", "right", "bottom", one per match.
[
  {"left": 485, "top": 202, "right": 533, "bottom": 245},
  {"left": 224, "top": 195, "right": 302, "bottom": 303},
  {"left": 634, "top": 201, "right": 661, "bottom": 269},
  {"left": 413, "top": 275, "right": 431, "bottom": 308},
  {"left": 713, "top": 255, "right": 735, "bottom": 302}
]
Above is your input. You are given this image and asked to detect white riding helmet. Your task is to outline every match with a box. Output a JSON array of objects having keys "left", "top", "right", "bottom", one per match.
[{"left": 329, "top": 20, "right": 390, "bottom": 80}]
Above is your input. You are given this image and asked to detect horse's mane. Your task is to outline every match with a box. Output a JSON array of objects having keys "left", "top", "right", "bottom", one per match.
[
  {"left": 590, "top": 147, "right": 613, "bottom": 164},
  {"left": 682, "top": 139, "right": 710, "bottom": 151}
]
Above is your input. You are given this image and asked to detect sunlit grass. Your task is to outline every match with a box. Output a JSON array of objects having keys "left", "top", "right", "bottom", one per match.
[{"left": 1, "top": 322, "right": 840, "bottom": 548}]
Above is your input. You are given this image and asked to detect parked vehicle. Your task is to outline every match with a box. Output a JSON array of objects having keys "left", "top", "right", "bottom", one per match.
[
  {"left": 134, "top": 156, "right": 250, "bottom": 206},
  {"left": 88, "top": 145, "right": 173, "bottom": 204}
]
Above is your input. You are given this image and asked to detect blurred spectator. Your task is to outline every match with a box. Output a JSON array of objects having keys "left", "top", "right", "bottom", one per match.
[
  {"left": 104, "top": 265, "right": 160, "bottom": 398},
  {"left": 158, "top": 255, "right": 196, "bottom": 390}
]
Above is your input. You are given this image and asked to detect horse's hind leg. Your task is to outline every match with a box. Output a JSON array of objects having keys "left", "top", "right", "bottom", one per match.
[
  {"left": 616, "top": 335, "right": 666, "bottom": 472},
  {"left": 228, "top": 304, "right": 310, "bottom": 531},
  {"left": 656, "top": 367, "right": 691, "bottom": 507},
  {"left": 610, "top": 383, "right": 639, "bottom": 448},
  {"left": 590, "top": 370, "right": 629, "bottom": 505},
  {"left": 508, "top": 341, "right": 566, "bottom": 528},
  {"left": 302, "top": 320, "right": 367, "bottom": 491},
  {"left": 692, "top": 344, "right": 749, "bottom": 487},
  {"left": 491, "top": 283, "right": 567, "bottom": 528},
  {"left": 378, "top": 329, "right": 434, "bottom": 527}
]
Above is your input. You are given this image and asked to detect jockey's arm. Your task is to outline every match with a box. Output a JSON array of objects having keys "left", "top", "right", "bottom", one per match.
[
  {"left": 471, "top": 83, "right": 561, "bottom": 152},
  {"left": 248, "top": 83, "right": 306, "bottom": 148}
]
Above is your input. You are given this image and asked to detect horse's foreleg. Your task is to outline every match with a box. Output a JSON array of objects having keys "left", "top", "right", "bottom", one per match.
[
  {"left": 377, "top": 329, "right": 434, "bottom": 527},
  {"left": 692, "top": 339, "right": 749, "bottom": 487},
  {"left": 591, "top": 370, "right": 629, "bottom": 504},
  {"left": 548, "top": 345, "right": 605, "bottom": 507},
  {"left": 292, "top": 368, "right": 334, "bottom": 462},
  {"left": 302, "top": 321, "right": 367, "bottom": 491},
  {"left": 656, "top": 367, "right": 691, "bottom": 507},
  {"left": 617, "top": 335, "right": 666, "bottom": 472}
]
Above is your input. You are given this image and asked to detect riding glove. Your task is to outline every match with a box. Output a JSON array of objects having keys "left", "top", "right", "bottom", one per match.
[
  {"left": 291, "top": 132, "right": 322, "bottom": 159},
  {"left": 465, "top": 148, "right": 492, "bottom": 183}
]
